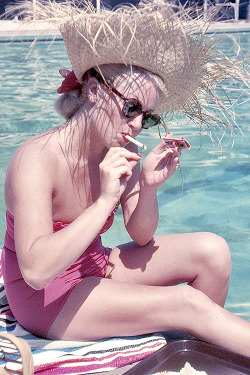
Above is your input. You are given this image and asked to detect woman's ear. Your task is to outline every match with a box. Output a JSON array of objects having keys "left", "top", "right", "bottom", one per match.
[{"left": 87, "top": 77, "right": 99, "bottom": 103}]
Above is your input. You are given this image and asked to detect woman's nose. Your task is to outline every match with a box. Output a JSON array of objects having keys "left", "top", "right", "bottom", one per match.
[{"left": 128, "top": 114, "right": 143, "bottom": 131}]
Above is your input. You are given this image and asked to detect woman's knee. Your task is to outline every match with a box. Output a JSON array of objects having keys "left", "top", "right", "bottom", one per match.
[
  {"left": 173, "top": 284, "right": 215, "bottom": 332},
  {"left": 197, "top": 232, "right": 231, "bottom": 280}
]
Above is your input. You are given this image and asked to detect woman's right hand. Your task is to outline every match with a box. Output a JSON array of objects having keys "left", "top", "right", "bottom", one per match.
[{"left": 99, "top": 147, "right": 142, "bottom": 207}]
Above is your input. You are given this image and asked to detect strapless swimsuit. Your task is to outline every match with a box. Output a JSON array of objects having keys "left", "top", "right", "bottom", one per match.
[{"left": 2, "top": 207, "right": 118, "bottom": 338}]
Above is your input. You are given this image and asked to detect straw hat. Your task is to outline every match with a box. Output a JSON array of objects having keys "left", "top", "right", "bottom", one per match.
[
  {"left": 17, "top": 0, "right": 248, "bottom": 129},
  {"left": 59, "top": 1, "right": 207, "bottom": 113}
]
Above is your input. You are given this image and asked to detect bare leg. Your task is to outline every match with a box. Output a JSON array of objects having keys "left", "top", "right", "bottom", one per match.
[
  {"left": 107, "top": 232, "right": 231, "bottom": 306},
  {"left": 47, "top": 232, "right": 250, "bottom": 356},
  {"left": 47, "top": 277, "right": 250, "bottom": 357}
]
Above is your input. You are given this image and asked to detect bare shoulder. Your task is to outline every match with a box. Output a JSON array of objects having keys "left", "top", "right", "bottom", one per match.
[
  {"left": 10, "top": 132, "right": 58, "bottom": 164},
  {"left": 5, "top": 132, "right": 60, "bottom": 212},
  {"left": 6, "top": 133, "right": 59, "bottom": 182}
]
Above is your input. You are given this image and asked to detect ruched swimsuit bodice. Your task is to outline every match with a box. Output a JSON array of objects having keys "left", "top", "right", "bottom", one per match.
[
  {"left": 1, "top": 204, "right": 119, "bottom": 338},
  {"left": 4, "top": 204, "right": 119, "bottom": 253}
]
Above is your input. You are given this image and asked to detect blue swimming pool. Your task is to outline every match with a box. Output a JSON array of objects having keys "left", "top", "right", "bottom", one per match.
[{"left": 0, "top": 32, "right": 249, "bottom": 320}]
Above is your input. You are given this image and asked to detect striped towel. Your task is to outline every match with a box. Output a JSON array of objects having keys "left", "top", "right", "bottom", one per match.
[{"left": 0, "top": 259, "right": 166, "bottom": 374}]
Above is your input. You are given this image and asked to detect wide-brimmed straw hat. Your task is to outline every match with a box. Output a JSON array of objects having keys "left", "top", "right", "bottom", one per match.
[
  {"left": 59, "top": 1, "right": 205, "bottom": 113},
  {"left": 15, "top": 0, "right": 248, "bottom": 131}
]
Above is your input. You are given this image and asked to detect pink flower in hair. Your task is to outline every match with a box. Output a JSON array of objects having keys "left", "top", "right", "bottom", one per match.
[{"left": 57, "top": 69, "right": 82, "bottom": 94}]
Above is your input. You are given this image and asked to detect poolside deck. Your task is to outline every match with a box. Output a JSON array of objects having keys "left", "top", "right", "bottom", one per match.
[
  {"left": 0, "top": 19, "right": 250, "bottom": 39},
  {"left": 0, "top": 20, "right": 58, "bottom": 39}
]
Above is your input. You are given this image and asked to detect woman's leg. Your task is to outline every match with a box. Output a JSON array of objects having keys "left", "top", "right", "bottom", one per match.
[
  {"left": 107, "top": 232, "right": 231, "bottom": 306},
  {"left": 47, "top": 232, "right": 250, "bottom": 356},
  {"left": 47, "top": 277, "right": 250, "bottom": 356}
]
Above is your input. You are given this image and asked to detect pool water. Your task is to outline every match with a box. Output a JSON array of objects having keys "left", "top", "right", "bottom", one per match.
[{"left": 0, "top": 33, "right": 249, "bottom": 320}]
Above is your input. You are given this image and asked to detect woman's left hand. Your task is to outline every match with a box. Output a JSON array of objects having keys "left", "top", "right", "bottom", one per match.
[{"left": 140, "top": 138, "right": 180, "bottom": 190}]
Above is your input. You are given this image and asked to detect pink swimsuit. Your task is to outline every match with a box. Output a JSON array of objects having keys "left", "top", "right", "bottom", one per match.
[{"left": 2, "top": 208, "right": 118, "bottom": 338}]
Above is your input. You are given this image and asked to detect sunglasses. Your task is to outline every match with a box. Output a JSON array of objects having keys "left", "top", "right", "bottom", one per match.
[{"left": 95, "top": 73, "right": 161, "bottom": 129}]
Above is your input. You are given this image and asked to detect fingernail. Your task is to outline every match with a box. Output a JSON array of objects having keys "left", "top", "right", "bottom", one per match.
[
  {"left": 174, "top": 141, "right": 180, "bottom": 152},
  {"left": 137, "top": 153, "right": 143, "bottom": 157}
]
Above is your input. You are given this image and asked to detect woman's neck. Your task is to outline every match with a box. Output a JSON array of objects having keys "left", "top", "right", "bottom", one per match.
[{"left": 58, "top": 111, "right": 107, "bottom": 168}]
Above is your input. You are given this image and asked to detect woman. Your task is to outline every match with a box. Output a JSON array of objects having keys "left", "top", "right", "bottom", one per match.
[{"left": 2, "top": 0, "right": 250, "bottom": 357}]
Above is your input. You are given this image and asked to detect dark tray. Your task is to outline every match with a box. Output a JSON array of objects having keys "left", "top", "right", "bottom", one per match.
[{"left": 124, "top": 340, "right": 250, "bottom": 375}]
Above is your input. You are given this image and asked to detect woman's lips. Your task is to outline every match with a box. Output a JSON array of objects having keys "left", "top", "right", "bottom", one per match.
[{"left": 121, "top": 133, "right": 130, "bottom": 143}]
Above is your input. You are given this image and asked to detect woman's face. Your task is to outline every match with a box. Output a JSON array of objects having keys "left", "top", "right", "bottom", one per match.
[{"left": 89, "top": 73, "right": 159, "bottom": 152}]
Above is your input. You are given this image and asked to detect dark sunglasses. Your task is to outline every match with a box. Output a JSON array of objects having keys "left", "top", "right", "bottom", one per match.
[{"left": 94, "top": 73, "right": 161, "bottom": 129}]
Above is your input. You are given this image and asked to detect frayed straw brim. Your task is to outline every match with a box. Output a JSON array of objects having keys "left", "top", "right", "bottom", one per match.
[{"left": 9, "top": 0, "right": 249, "bottom": 137}]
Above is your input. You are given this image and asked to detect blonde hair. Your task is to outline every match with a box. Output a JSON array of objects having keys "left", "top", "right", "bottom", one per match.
[{"left": 54, "top": 64, "right": 165, "bottom": 119}]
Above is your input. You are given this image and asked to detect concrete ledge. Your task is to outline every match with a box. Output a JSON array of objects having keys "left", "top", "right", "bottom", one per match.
[
  {"left": 206, "top": 20, "right": 250, "bottom": 33},
  {"left": 0, "top": 19, "right": 249, "bottom": 40},
  {"left": 0, "top": 20, "right": 59, "bottom": 38}
]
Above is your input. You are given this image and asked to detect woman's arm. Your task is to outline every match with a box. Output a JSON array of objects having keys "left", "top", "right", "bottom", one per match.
[
  {"left": 6, "top": 145, "right": 115, "bottom": 290},
  {"left": 122, "top": 140, "right": 180, "bottom": 246}
]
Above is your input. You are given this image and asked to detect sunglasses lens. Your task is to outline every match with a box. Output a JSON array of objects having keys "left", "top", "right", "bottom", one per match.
[
  {"left": 123, "top": 99, "right": 142, "bottom": 118},
  {"left": 122, "top": 96, "right": 160, "bottom": 129},
  {"left": 142, "top": 114, "right": 161, "bottom": 129}
]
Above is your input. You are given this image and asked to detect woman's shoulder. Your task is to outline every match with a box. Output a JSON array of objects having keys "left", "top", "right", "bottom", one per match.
[
  {"left": 5, "top": 132, "right": 61, "bottom": 195},
  {"left": 8, "top": 132, "right": 59, "bottom": 172},
  {"left": 5, "top": 132, "right": 61, "bottom": 212}
]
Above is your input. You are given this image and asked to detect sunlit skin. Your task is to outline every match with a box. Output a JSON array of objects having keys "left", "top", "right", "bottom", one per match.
[{"left": 4, "top": 73, "right": 250, "bottom": 357}]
